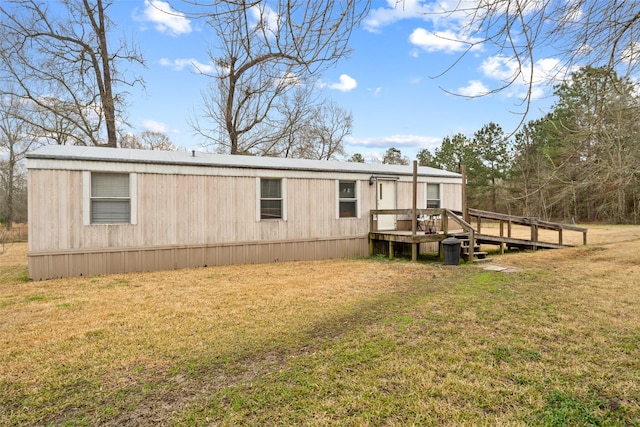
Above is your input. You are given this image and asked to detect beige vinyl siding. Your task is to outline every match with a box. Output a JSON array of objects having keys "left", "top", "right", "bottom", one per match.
[
  {"left": 28, "top": 169, "right": 84, "bottom": 252},
  {"left": 28, "top": 169, "right": 460, "bottom": 254},
  {"left": 442, "top": 183, "right": 463, "bottom": 212},
  {"left": 27, "top": 156, "right": 462, "bottom": 279},
  {"left": 28, "top": 170, "right": 373, "bottom": 252}
]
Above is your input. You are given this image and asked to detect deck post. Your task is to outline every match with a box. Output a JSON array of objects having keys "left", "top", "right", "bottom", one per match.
[
  {"left": 442, "top": 210, "right": 448, "bottom": 235},
  {"left": 412, "top": 161, "right": 417, "bottom": 237},
  {"left": 462, "top": 165, "right": 469, "bottom": 223},
  {"left": 499, "top": 220, "right": 505, "bottom": 254},
  {"left": 389, "top": 241, "right": 394, "bottom": 260},
  {"left": 412, "top": 243, "right": 418, "bottom": 261},
  {"left": 369, "top": 238, "right": 374, "bottom": 257},
  {"left": 558, "top": 228, "right": 563, "bottom": 246}
]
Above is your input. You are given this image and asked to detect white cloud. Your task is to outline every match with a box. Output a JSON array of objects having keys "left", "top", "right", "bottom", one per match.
[
  {"left": 479, "top": 55, "right": 519, "bottom": 81},
  {"left": 364, "top": 0, "right": 488, "bottom": 33},
  {"left": 457, "top": 80, "right": 490, "bottom": 97},
  {"left": 274, "top": 72, "right": 300, "bottom": 90},
  {"left": 369, "top": 87, "right": 382, "bottom": 97},
  {"left": 329, "top": 74, "right": 357, "bottom": 92},
  {"left": 409, "top": 28, "right": 482, "bottom": 54},
  {"left": 142, "top": 119, "right": 168, "bottom": 133},
  {"left": 364, "top": 0, "right": 432, "bottom": 32},
  {"left": 142, "top": 119, "right": 180, "bottom": 134},
  {"left": 479, "top": 54, "right": 563, "bottom": 100},
  {"left": 560, "top": 0, "right": 584, "bottom": 23},
  {"left": 622, "top": 41, "right": 640, "bottom": 65},
  {"left": 159, "top": 58, "right": 215, "bottom": 74},
  {"left": 249, "top": 4, "right": 279, "bottom": 35},
  {"left": 142, "top": 0, "right": 191, "bottom": 36},
  {"left": 345, "top": 134, "right": 440, "bottom": 149}
]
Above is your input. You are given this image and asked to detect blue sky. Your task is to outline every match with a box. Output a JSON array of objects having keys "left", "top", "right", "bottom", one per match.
[{"left": 116, "top": 0, "right": 564, "bottom": 162}]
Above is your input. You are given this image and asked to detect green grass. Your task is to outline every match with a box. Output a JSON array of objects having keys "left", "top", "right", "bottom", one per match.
[
  {"left": 175, "top": 266, "right": 640, "bottom": 425},
  {"left": 2, "top": 238, "right": 640, "bottom": 426}
]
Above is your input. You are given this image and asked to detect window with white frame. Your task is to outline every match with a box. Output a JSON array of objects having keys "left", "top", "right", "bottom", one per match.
[
  {"left": 426, "top": 183, "right": 441, "bottom": 208},
  {"left": 338, "top": 180, "right": 357, "bottom": 218},
  {"left": 90, "top": 173, "right": 131, "bottom": 224},
  {"left": 260, "top": 178, "right": 283, "bottom": 220}
]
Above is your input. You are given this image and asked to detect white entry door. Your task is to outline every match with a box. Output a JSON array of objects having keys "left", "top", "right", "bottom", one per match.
[{"left": 376, "top": 179, "right": 397, "bottom": 230}]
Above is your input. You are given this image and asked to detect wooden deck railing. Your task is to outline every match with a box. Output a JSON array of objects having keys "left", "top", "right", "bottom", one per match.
[
  {"left": 467, "top": 208, "right": 588, "bottom": 247},
  {"left": 369, "top": 208, "right": 478, "bottom": 260},
  {"left": 369, "top": 208, "right": 588, "bottom": 261}
]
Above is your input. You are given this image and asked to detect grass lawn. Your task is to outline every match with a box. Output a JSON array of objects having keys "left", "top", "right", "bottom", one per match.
[{"left": 1, "top": 225, "right": 640, "bottom": 425}]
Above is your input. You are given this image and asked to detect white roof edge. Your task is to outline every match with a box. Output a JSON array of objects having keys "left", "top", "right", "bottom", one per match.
[{"left": 26, "top": 145, "right": 462, "bottom": 178}]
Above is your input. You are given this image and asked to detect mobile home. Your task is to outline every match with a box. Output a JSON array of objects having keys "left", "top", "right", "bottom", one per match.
[{"left": 26, "top": 145, "right": 462, "bottom": 280}]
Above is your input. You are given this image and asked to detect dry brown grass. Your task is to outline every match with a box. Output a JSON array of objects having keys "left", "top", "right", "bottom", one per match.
[
  {"left": 2, "top": 224, "right": 640, "bottom": 425},
  {"left": 0, "top": 239, "right": 27, "bottom": 265},
  {"left": 1, "top": 249, "right": 448, "bottom": 425}
]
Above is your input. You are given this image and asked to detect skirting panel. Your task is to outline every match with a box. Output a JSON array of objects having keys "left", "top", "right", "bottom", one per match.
[{"left": 28, "top": 236, "right": 369, "bottom": 280}]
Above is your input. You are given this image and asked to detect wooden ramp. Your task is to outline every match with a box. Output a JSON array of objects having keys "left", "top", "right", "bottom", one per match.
[
  {"left": 467, "top": 208, "right": 587, "bottom": 253},
  {"left": 476, "top": 233, "right": 567, "bottom": 250},
  {"left": 369, "top": 208, "right": 588, "bottom": 262}
]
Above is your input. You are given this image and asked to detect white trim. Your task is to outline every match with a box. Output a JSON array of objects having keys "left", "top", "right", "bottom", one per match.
[
  {"left": 335, "top": 180, "right": 340, "bottom": 220},
  {"left": 336, "top": 179, "right": 359, "bottom": 219},
  {"left": 255, "top": 177, "right": 261, "bottom": 222},
  {"left": 83, "top": 171, "right": 90, "bottom": 225},
  {"left": 85, "top": 171, "right": 135, "bottom": 225},
  {"left": 425, "top": 182, "right": 442, "bottom": 209},
  {"left": 257, "top": 177, "right": 287, "bottom": 221},
  {"left": 130, "top": 173, "right": 137, "bottom": 225},
  {"left": 356, "top": 180, "right": 362, "bottom": 219},
  {"left": 282, "top": 178, "right": 288, "bottom": 222}
]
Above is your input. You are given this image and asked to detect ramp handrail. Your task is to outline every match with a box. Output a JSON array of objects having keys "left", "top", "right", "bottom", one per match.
[{"left": 467, "top": 208, "right": 587, "bottom": 246}]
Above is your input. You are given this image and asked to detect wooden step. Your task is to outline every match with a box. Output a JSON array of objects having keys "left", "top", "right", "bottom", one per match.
[{"left": 461, "top": 251, "right": 491, "bottom": 262}]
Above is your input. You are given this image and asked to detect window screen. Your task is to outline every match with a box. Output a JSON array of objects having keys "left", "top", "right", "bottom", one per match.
[
  {"left": 426, "top": 183, "right": 440, "bottom": 209},
  {"left": 91, "top": 173, "right": 131, "bottom": 224},
  {"left": 339, "top": 181, "right": 357, "bottom": 218},
  {"left": 260, "top": 178, "right": 282, "bottom": 219}
]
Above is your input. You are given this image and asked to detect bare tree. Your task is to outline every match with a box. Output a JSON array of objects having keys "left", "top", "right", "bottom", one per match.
[
  {"left": 119, "top": 131, "right": 179, "bottom": 151},
  {"left": 270, "top": 90, "right": 352, "bottom": 160},
  {"left": 430, "top": 0, "right": 640, "bottom": 116},
  {"left": 0, "top": 94, "right": 39, "bottom": 229},
  {"left": 190, "top": 0, "right": 368, "bottom": 155},
  {"left": 293, "top": 100, "right": 352, "bottom": 160},
  {"left": 0, "top": 0, "right": 144, "bottom": 147}
]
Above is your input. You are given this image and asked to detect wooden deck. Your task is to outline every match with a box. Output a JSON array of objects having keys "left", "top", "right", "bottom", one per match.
[{"left": 369, "top": 208, "right": 588, "bottom": 262}]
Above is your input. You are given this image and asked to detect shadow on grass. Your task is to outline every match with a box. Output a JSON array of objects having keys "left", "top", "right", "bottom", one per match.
[{"left": 110, "top": 273, "right": 445, "bottom": 426}]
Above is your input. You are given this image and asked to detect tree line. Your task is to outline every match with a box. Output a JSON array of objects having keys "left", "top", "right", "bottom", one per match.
[
  {"left": 2, "top": 1, "right": 639, "bottom": 227},
  {"left": 367, "top": 66, "right": 639, "bottom": 225}
]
